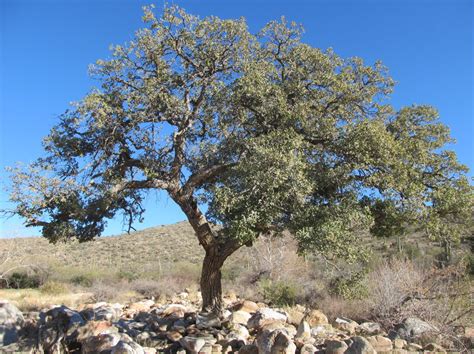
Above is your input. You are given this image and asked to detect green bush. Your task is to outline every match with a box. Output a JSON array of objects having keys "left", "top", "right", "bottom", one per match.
[
  {"left": 117, "top": 269, "right": 140, "bottom": 282},
  {"left": 70, "top": 274, "right": 94, "bottom": 287},
  {"left": 330, "top": 271, "right": 368, "bottom": 300},
  {"left": 222, "top": 264, "right": 240, "bottom": 282},
  {"left": 403, "top": 243, "right": 422, "bottom": 260},
  {"left": 6, "top": 272, "right": 42, "bottom": 289},
  {"left": 260, "top": 280, "right": 297, "bottom": 307}
]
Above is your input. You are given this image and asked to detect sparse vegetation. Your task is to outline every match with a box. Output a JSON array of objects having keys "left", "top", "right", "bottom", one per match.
[{"left": 260, "top": 280, "right": 298, "bottom": 307}]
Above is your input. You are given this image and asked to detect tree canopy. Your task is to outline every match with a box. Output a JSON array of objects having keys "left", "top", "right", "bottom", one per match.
[{"left": 6, "top": 5, "right": 472, "bottom": 312}]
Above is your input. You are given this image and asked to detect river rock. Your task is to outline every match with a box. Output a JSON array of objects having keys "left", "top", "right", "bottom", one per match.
[
  {"left": 179, "top": 336, "right": 206, "bottom": 353},
  {"left": 247, "top": 308, "right": 287, "bottom": 329},
  {"left": 128, "top": 300, "right": 155, "bottom": 313},
  {"left": 196, "top": 312, "right": 221, "bottom": 329},
  {"left": 82, "top": 332, "right": 122, "bottom": 353},
  {"left": 39, "top": 305, "right": 86, "bottom": 350},
  {"left": 311, "top": 324, "right": 334, "bottom": 337},
  {"left": 238, "top": 344, "right": 258, "bottom": 354},
  {"left": 0, "top": 301, "right": 24, "bottom": 326},
  {"left": 227, "top": 323, "right": 249, "bottom": 341},
  {"left": 112, "top": 339, "right": 145, "bottom": 354},
  {"left": 367, "top": 335, "right": 392, "bottom": 352},
  {"left": 295, "top": 320, "right": 311, "bottom": 339},
  {"left": 395, "top": 317, "right": 436, "bottom": 340},
  {"left": 0, "top": 300, "right": 24, "bottom": 346},
  {"left": 325, "top": 339, "right": 349, "bottom": 354},
  {"left": 406, "top": 342, "right": 423, "bottom": 351},
  {"left": 334, "top": 317, "right": 358, "bottom": 335},
  {"left": 232, "top": 300, "right": 259, "bottom": 314},
  {"left": 357, "top": 322, "right": 382, "bottom": 335},
  {"left": 81, "top": 303, "right": 123, "bottom": 322},
  {"left": 304, "top": 309, "right": 328, "bottom": 326},
  {"left": 230, "top": 310, "right": 251, "bottom": 325},
  {"left": 160, "top": 304, "right": 188, "bottom": 318},
  {"left": 393, "top": 338, "right": 407, "bottom": 349},
  {"left": 256, "top": 328, "right": 296, "bottom": 354},
  {"left": 300, "top": 343, "right": 317, "bottom": 353},
  {"left": 345, "top": 336, "right": 376, "bottom": 354}
]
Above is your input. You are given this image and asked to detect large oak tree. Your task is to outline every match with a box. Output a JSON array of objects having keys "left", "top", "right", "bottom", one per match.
[{"left": 6, "top": 6, "right": 472, "bottom": 313}]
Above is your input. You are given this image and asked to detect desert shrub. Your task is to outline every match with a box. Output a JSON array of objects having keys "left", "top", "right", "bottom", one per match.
[
  {"left": 403, "top": 242, "right": 422, "bottom": 260},
  {"left": 366, "top": 259, "right": 473, "bottom": 334},
  {"left": 90, "top": 281, "right": 125, "bottom": 302},
  {"left": 367, "top": 259, "right": 425, "bottom": 326},
  {"left": 117, "top": 269, "right": 140, "bottom": 282},
  {"left": 260, "top": 279, "right": 297, "bottom": 307},
  {"left": 6, "top": 272, "right": 42, "bottom": 289},
  {"left": 130, "top": 279, "right": 162, "bottom": 298},
  {"left": 329, "top": 271, "right": 368, "bottom": 300},
  {"left": 70, "top": 274, "right": 94, "bottom": 287},
  {"left": 40, "top": 281, "right": 69, "bottom": 294},
  {"left": 465, "top": 253, "right": 474, "bottom": 276},
  {"left": 221, "top": 264, "right": 241, "bottom": 282},
  {"left": 318, "top": 295, "right": 370, "bottom": 322}
]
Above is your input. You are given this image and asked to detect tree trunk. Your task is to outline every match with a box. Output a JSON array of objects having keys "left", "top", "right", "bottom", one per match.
[
  {"left": 442, "top": 239, "right": 452, "bottom": 267},
  {"left": 200, "top": 252, "right": 225, "bottom": 314},
  {"left": 172, "top": 194, "right": 240, "bottom": 315}
]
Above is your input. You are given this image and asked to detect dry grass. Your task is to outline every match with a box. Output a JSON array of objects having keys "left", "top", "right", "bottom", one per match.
[{"left": 0, "top": 289, "right": 93, "bottom": 312}]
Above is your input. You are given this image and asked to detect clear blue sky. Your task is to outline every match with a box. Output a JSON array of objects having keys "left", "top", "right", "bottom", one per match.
[{"left": 0, "top": 0, "right": 472, "bottom": 238}]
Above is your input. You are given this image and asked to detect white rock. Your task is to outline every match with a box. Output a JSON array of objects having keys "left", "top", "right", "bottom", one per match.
[
  {"left": 230, "top": 310, "right": 251, "bottom": 325},
  {"left": 179, "top": 336, "right": 206, "bottom": 353},
  {"left": 247, "top": 308, "right": 287, "bottom": 329},
  {"left": 296, "top": 320, "right": 311, "bottom": 339}
]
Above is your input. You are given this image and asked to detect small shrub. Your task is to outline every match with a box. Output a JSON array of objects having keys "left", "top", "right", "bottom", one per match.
[
  {"left": 40, "top": 281, "right": 69, "bottom": 294},
  {"left": 117, "top": 269, "right": 140, "bottom": 282},
  {"left": 318, "top": 295, "right": 370, "bottom": 322},
  {"left": 7, "top": 272, "right": 42, "bottom": 289},
  {"left": 366, "top": 258, "right": 472, "bottom": 341},
  {"left": 260, "top": 280, "right": 297, "bottom": 307},
  {"left": 329, "top": 271, "right": 368, "bottom": 300},
  {"left": 466, "top": 253, "right": 474, "bottom": 276},
  {"left": 403, "top": 243, "right": 422, "bottom": 260},
  {"left": 222, "top": 264, "right": 240, "bottom": 282},
  {"left": 70, "top": 274, "right": 93, "bottom": 287},
  {"left": 90, "top": 282, "right": 123, "bottom": 302},
  {"left": 130, "top": 279, "right": 162, "bottom": 298}
]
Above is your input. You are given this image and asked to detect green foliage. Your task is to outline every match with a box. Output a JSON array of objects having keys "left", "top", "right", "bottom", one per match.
[
  {"left": 260, "top": 279, "right": 297, "bottom": 307},
  {"left": 466, "top": 253, "right": 474, "bottom": 276},
  {"left": 117, "top": 269, "right": 140, "bottom": 282},
  {"left": 70, "top": 274, "right": 94, "bottom": 287},
  {"left": 402, "top": 242, "right": 422, "bottom": 261},
  {"left": 330, "top": 271, "right": 368, "bottom": 300},
  {"left": 6, "top": 272, "right": 42, "bottom": 289}
]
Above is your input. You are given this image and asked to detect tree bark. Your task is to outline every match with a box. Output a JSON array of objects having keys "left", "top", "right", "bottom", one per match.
[
  {"left": 200, "top": 251, "right": 225, "bottom": 313},
  {"left": 172, "top": 193, "right": 241, "bottom": 314}
]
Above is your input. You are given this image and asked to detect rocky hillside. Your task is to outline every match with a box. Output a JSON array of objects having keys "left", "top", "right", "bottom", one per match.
[
  {"left": 0, "top": 222, "right": 204, "bottom": 270},
  {"left": 2, "top": 291, "right": 470, "bottom": 353}
]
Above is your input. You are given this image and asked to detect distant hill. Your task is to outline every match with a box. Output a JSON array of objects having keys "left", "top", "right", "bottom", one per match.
[
  {"left": 0, "top": 220, "right": 468, "bottom": 279},
  {"left": 0, "top": 221, "right": 204, "bottom": 272}
]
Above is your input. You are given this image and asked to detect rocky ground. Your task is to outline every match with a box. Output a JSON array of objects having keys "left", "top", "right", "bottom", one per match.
[{"left": 0, "top": 293, "right": 471, "bottom": 353}]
